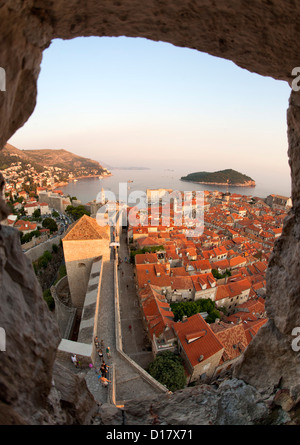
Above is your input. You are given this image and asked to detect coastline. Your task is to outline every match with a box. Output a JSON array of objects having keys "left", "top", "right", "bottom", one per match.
[
  {"left": 53, "top": 173, "right": 112, "bottom": 188},
  {"left": 180, "top": 179, "right": 256, "bottom": 187}
]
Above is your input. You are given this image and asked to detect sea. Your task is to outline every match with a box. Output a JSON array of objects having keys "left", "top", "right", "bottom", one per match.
[{"left": 55, "top": 168, "right": 292, "bottom": 205}]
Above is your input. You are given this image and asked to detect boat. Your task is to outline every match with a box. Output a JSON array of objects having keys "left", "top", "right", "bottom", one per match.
[{"left": 73, "top": 179, "right": 78, "bottom": 182}]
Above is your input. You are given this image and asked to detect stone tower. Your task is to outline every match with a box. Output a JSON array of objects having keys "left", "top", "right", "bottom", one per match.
[{"left": 62, "top": 214, "right": 110, "bottom": 309}]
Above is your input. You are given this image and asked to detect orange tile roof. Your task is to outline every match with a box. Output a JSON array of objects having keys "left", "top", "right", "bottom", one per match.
[
  {"left": 141, "top": 286, "right": 174, "bottom": 338},
  {"left": 136, "top": 264, "right": 171, "bottom": 288},
  {"left": 173, "top": 313, "right": 224, "bottom": 367},
  {"left": 170, "top": 276, "right": 194, "bottom": 290},
  {"left": 212, "top": 258, "right": 230, "bottom": 269},
  {"left": 15, "top": 220, "right": 37, "bottom": 231},
  {"left": 136, "top": 236, "right": 162, "bottom": 248},
  {"left": 193, "top": 259, "right": 212, "bottom": 271},
  {"left": 215, "top": 278, "right": 252, "bottom": 302},
  {"left": 191, "top": 273, "right": 216, "bottom": 291},
  {"left": 229, "top": 255, "right": 247, "bottom": 267},
  {"left": 243, "top": 318, "right": 268, "bottom": 343},
  {"left": 135, "top": 253, "right": 158, "bottom": 265},
  {"left": 170, "top": 267, "right": 189, "bottom": 277},
  {"left": 63, "top": 214, "right": 109, "bottom": 240},
  {"left": 211, "top": 322, "right": 249, "bottom": 363}
]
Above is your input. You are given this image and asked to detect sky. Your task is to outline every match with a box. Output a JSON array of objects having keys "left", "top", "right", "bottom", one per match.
[{"left": 8, "top": 36, "right": 292, "bottom": 194}]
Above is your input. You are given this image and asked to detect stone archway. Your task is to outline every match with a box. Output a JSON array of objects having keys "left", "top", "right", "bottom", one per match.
[{"left": 0, "top": 1, "right": 300, "bottom": 424}]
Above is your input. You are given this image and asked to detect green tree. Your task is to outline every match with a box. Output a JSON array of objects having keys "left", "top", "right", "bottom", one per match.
[
  {"left": 38, "top": 256, "right": 49, "bottom": 269},
  {"left": 170, "top": 298, "right": 220, "bottom": 323},
  {"left": 212, "top": 268, "right": 231, "bottom": 279},
  {"left": 66, "top": 205, "right": 90, "bottom": 220},
  {"left": 130, "top": 245, "right": 165, "bottom": 262},
  {"left": 147, "top": 352, "right": 186, "bottom": 392},
  {"left": 42, "top": 217, "right": 58, "bottom": 233},
  {"left": 43, "top": 250, "right": 52, "bottom": 262},
  {"left": 43, "top": 288, "right": 55, "bottom": 311},
  {"left": 20, "top": 229, "right": 41, "bottom": 244},
  {"left": 37, "top": 250, "right": 52, "bottom": 269},
  {"left": 205, "top": 308, "right": 221, "bottom": 324},
  {"left": 33, "top": 208, "right": 41, "bottom": 218}
]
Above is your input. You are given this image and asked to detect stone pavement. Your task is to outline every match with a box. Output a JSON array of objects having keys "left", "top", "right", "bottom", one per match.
[
  {"left": 84, "top": 228, "right": 164, "bottom": 406},
  {"left": 118, "top": 231, "right": 154, "bottom": 369}
]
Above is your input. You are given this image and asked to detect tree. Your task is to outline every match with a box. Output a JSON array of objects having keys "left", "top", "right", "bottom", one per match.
[
  {"left": 66, "top": 205, "right": 90, "bottom": 220},
  {"left": 147, "top": 352, "right": 186, "bottom": 392},
  {"left": 170, "top": 298, "right": 220, "bottom": 323},
  {"left": 205, "top": 308, "right": 221, "bottom": 324},
  {"left": 37, "top": 250, "right": 52, "bottom": 269},
  {"left": 42, "top": 217, "right": 58, "bottom": 233},
  {"left": 33, "top": 208, "right": 41, "bottom": 218},
  {"left": 212, "top": 268, "right": 231, "bottom": 279},
  {"left": 20, "top": 229, "right": 41, "bottom": 244},
  {"left": 43, "top": 289, "right": 55, "bottom": 311}
]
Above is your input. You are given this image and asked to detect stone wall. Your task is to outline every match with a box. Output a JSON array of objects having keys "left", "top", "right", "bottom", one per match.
[
  {"left": 63, "top": 238, "right": 110, "bottom": 308},
  {"left": 77, "top": 256, "right": 103, "bottom": 364},
  {"left": 24, "top": 234, "right": 62, "bottom": 263},
  {"left": 21, "top": 234, "right": 48, "bottom": 251},
  {"left": 56, "top": 256, "right": 103, "bottom": 365},
  {"left": 51, "top": 276, "right": 77, "bottom": 339}
]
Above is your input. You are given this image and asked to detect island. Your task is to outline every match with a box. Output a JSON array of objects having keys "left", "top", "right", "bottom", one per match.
[{"left": 181, "top": 169, "right": 256, "bottom": 187}]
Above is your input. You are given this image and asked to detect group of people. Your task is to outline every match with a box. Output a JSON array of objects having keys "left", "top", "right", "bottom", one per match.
[
  {"left": 70, "top": 337, "right": 112, "bottom": 387},
  {"left": 94, "top": 336, "right": 111, "bottom": 387}
]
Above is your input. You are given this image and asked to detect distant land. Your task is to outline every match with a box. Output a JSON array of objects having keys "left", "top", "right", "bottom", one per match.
[
  {"left": 107, "top": 166, "right": 150, "bottom": 171},
  {"left": 181, "top": 169, "right": 256, "bottom": 187},
  {"left": 1, "top": 143, "right": 110, "bottom": 181}
]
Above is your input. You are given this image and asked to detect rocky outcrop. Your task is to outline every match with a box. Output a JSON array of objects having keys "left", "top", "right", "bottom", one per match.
[
  {"left": 0, "top": 0, "right": 300, "bottom": 425},
  {"left": 0, "top": 173, "right": 99, "bottom": 424},
  {"left": 121, "top": 379, "right": 270, "bottom": 425},
  {"left": 233, "top": 91, "right": 300, "bottom": 409}
]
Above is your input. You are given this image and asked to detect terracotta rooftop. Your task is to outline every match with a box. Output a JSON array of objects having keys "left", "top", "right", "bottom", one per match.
[
  {"left": 173, "top": 313, "right": 224, "bottom": 367},
  {"left": 135, "top": 253, "right": 159, "bottom": 265},
  {"left": 63, "top": 214, "right": 110, "bottom": 241},
  {"left": 211, "top": 322, "right": 249, "bottom": 363},
  {"left": 140, "top": 285, "right": 174, "bottom": 338}
]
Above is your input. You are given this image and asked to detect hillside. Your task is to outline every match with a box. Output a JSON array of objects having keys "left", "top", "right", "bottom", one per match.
[
  {"left": 0, "top": 143, "right": 107, "bottom": 178},
  {"left": 181, "top": 169, "right": 256, "bottom": 187}
]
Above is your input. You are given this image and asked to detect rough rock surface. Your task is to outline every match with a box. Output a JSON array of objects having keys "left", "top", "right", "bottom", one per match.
[
  {"left": 0, "top": 0, "right": 300, "bottom": 425},
  {"left": 233, "top": 91, "right": 300, "bottom": 406},
  {"left": 122, "top": 379, "right": 270, "bottom": 425},
  {"left": 0, "top": 171, "right": 99, "bottom": 424}
]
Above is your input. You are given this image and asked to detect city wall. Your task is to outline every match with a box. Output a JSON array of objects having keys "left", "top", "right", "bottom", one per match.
[
  {"left": 56, "top": 256, "right": 103, "bottom": 366},
  {"left": 24, "top": 234, "right": 62, "bottom": 262}
]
